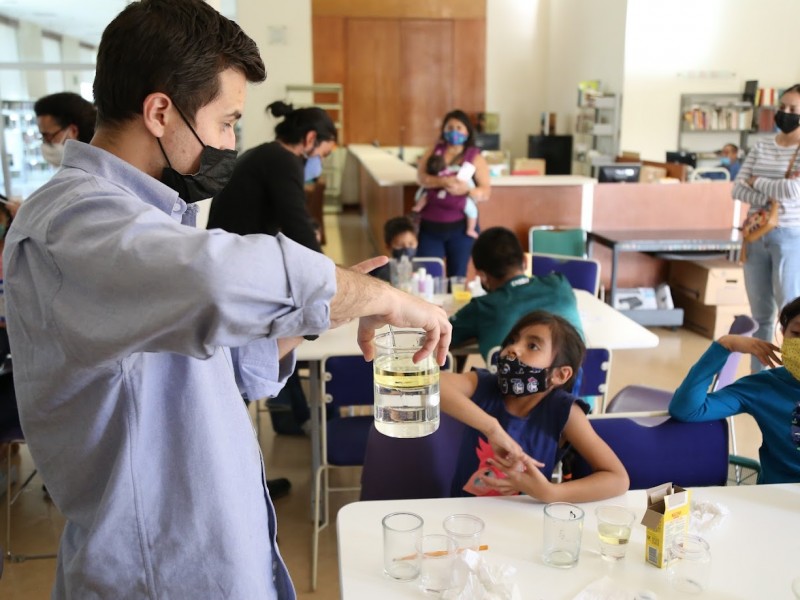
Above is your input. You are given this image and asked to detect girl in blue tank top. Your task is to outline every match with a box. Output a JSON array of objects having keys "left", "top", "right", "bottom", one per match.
[{"left": 442, "top": 310, "right": 629, "bottom": 501}]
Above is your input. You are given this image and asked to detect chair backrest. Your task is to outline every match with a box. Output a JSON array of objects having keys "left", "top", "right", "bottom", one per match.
[
  {"left": 713, "top": 314, "right": 758, "bottom": 391},
  {"left": 321, "top": 355, "right": 375, "bottom": 466},
  {"left": 360, "top": 412, "right": 466, "bottom": 500},
  {"left": 576, "top": 347, "right": 610, "bottom": 411},
  {"left": 528, "top": 227, "right": 586, "bottom": 258},
  {"left": 605, "top": 384, "right": 672, "bottom": 416},
  {"left": 412, "top": 256, "right": 446, "bottom": 278},
  {"left": 530, "top": 253, "right": 600, "bottom": 295},
  {"left": 573, "top": 417, "right": 729, "bottom": 489}
]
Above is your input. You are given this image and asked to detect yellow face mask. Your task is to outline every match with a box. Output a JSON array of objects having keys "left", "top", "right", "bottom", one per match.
[{"left": 781, "top": 337, "right": 800, "bottom": 381}]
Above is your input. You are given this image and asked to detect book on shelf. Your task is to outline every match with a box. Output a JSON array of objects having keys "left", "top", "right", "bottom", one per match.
[{"left": 681, "top": 102, "right": 753, "bottom": 131}]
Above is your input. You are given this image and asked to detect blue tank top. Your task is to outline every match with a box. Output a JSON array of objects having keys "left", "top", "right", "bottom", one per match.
[{"left": 450, "top": 369, "right": 589, "bottom": 497}]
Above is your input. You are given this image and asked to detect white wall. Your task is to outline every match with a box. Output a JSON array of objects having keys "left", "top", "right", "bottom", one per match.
[
  {"left": 621, "top": 0, "right": 800, "bottom": 161},
  {"left": 236, "top": 0, "right": 313, "bottom": 151},
  {"left": 545, "top": 0, "right": 626, "bottom": 135},
  {"left": 486, "top": 0, "right": 548, "bottom": 161}
]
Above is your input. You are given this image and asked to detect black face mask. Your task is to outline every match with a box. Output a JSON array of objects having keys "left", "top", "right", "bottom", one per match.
[
  {"left": 496, "top": 355, "right": 551, "bottom": 396},
  {"left": 775, "top": 111, "right": 800, "bottom": 135},
  {"left": 391, "top": 247, "right": 417, "bottom": 260},
  {"left": 158, "top": 105, "right": 237, "bottom": 203}
]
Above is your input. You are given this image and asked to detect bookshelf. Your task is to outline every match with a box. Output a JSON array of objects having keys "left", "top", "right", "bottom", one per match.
[
  {"left": 573, "top": 92, "right": 621, "bottom": 177},
  {"left": 677, "top": 92, "right": 767, "bottom": 165}
]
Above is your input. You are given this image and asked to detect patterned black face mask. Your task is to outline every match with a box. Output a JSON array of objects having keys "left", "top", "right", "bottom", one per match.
[{"left": 496, "top": 355, "right": 551, "bottom": 397}]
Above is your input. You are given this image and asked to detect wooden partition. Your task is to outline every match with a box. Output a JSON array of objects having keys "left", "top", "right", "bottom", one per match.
[{"left": 591, "top": 181, "right": 744, "bottom": 288}]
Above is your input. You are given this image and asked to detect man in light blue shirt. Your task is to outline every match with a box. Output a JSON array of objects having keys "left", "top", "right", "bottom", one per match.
[{"left": 3, "top": 1, "right": 451, "bottom": 598}]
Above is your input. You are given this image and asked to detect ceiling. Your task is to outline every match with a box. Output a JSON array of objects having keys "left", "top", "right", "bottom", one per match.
[{"left": 0, "top": 0, "right": 236, "bottom": 47}]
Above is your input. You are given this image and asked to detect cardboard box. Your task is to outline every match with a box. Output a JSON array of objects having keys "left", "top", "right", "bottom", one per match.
[
  {"left": 612, "top": 287, "right": 658, "bottom": 311},
  {"left": 668, "top": 259, "right": 747, "bottom": 305},
  {"left": 640, "top": 165, "right": 667, "bottom": 184},
  {"left": 512, "top": 158, "right": 546, "bottom": 176},
  {"left": 672, "top": 294, "right": 751, "bottom": 339},
  {"left": 641, "top": 483, "right": 691, "bottom": 568}
]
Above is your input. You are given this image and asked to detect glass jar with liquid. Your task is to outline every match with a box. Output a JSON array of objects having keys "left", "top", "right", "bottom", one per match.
[{"left": 373, "top": 329, "right": 439, "bottom": 438}]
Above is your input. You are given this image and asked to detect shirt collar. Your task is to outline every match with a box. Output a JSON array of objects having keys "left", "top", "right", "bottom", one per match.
[
  {"left": 62, "top": 140, "right": 183, "bottom": 217},
  {"left": 501, "top": 274, "right": 530, "bottom": 289}
]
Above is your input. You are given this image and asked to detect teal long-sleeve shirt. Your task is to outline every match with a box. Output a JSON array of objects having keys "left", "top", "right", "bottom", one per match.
[
  {"left": 669, "top": 341, "right": 800, "bottom": 484},
  {"left": 449, "top": 273, "right": 584, "bottom": 360}
]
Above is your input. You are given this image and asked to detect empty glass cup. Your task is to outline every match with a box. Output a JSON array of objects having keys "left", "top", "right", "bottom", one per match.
[
  {"left": 382, "top": 512, "right": 423, "bottom": 581},
  {"left": 442, "top": 514, "right": 485, "bottom": 551},
  {"left": 542, "top": 502, "right": 584, "bottom": 568},
  {"left": 666, "top": 534, "right": 711, "bottom": 594}
]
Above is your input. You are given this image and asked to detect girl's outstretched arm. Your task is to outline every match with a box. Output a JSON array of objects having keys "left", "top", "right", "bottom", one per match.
[{"left": 440, "top": 371, "right": 524, "bottom": 463}]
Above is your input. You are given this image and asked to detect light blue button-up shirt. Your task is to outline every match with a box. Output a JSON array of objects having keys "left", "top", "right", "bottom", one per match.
[{"left": 4, "top": 141, "right": 336, "bottom": 598}]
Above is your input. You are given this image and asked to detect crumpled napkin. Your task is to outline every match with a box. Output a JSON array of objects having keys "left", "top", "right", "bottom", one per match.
[
  {"left": 689, "top": 499, "right": 729, "bottom": 534},
  {"left": 571, "top": 576, "right": 658, "bottom": 600},
  {"left": 441, "top": 549, "right": 521, "bottom": 600}
]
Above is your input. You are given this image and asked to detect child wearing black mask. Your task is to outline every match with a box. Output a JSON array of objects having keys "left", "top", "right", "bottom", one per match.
[
  {"left": 442, "top": 310, "right": 629, "bottom": 501},
  {"left": 370, "top": 215, "right": 419, "bottom": 282}
]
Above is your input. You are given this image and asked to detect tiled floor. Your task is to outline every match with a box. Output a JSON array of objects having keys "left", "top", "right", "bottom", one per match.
[{"left": 0, "top": 212, "right": 761, "bottom": 599}]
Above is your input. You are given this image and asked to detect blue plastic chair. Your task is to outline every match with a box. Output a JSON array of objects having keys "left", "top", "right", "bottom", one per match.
[
  {"left": 360, "top": 412, "right": 466, "bottom": 501},
  {"left": 412, "top": 256, "right": 446, "bottom": 278},
  {"left": 573, "top": 416, "right": 729, "bottom": 489},
  {"left": 530, "top": 253, "right": 600, "bottom": 296},
  {"left": 312, "top": 354, "right": 374, "bottom": 590}
]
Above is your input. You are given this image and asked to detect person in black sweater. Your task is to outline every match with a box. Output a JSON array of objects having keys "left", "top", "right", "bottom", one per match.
[
  {"left": 208, "top": 100, "right": 336, "bottom": 251},
  {"left": 208, "top": 101, "right": 337, "bottom": 500}
]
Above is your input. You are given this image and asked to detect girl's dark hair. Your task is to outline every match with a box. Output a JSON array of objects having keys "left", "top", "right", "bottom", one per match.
[
  {"left": 779, "top": 296, "right": 800, "bottom": 331},
  {"left": 501, "top": 310, "right": 585, "bottom": 393},
  {"left": 34, "top": 92, "right": 97, "bottom": 143},
  {"left": 93, "top": 0, "right": 266, "bottom": 126},
  {"left": 439, "top": 109, "right": 475, "bottom": 147},
  {"left": 267, "top": 101, "right": 337, "bottom": 145}
]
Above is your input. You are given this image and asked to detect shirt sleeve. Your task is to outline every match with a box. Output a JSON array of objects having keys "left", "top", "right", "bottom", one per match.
[
  {"left": 731, "top": 146, "right": 771, "bottom": 208},
  {"left": 33, "top": 189, "right": 336, "bottom": 366},
  {"left": 668, "top": 341, "right": 745, "bottom": 421},
  {"left": 231, "top": 339, "right": 296, "bottom": 400}
]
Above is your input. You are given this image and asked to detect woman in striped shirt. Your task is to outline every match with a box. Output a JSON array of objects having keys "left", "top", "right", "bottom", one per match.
[{"left": 733, "top": 84, "right": 800, "bottom": 371}]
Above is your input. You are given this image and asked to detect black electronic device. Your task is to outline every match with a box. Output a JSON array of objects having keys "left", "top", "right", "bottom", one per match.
[
  {"left": 597, "top": 164, "right": 641, "bottom": 183},
  {"left": 666, "top": 151, "right": 697, "bottom": 169},
  {"left": 527, "top": 135, "right": 573, "bottom": 175},
  {"left": 474, "top": 133, "right": 500, "bottom": 151}
]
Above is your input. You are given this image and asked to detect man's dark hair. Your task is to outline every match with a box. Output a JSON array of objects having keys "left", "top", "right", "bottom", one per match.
[
  {"left": 383, "top": 216, "right": 416, "bottom": 246},
  {"left": 471, "top": 227, "right": 524, "bottom": 280},
  {"left": 34, "top": 92, "right": 97, "bottom": 143},
  {"left": 502, "top": 310, "right": 585, "bottom": 392},
  {"left": 93, "top": 0, "right": 266, "bottom": 127},
  {"left": 267, "top": 101, "right": 337, "bottom": 145}
]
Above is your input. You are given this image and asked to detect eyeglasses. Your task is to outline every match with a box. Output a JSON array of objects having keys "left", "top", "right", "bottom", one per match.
[{"left": 40, "top": 126, "right": 66, "bottom": 144}]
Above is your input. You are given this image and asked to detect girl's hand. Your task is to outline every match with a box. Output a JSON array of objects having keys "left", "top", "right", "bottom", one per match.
[
  {"left": 718, "top": 335, "right": 781, "bottom": 367},
  {"left": 484, "top": 423, "right": 525, "bottom": 464},
  {"left": 488, "top": 454, "right": 552, "bottom": 499}
]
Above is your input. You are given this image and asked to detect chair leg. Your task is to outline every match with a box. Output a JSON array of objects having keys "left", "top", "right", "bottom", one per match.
[
  {"left": 311, "top": 464, "right": 326, "bottom": 591},
  {"left": 5, "top": 446, "right": 58, "bottom": 562}
]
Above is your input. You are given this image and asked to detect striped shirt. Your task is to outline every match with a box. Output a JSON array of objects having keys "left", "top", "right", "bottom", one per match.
[{"left": 732, "top": 137, "right": 800, "bottom": 228}]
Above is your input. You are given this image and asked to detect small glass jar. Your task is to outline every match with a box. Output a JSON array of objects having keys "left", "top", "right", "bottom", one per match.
[{"left": 666, "top": 534, "right": 711, "bottom": 594}]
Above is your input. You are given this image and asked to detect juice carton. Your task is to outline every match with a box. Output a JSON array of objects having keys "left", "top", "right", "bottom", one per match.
[{"left": 640, "top": 482, "right": 691, "bottom": 568}]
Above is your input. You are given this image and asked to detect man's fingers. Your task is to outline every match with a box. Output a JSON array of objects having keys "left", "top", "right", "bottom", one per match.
[{"left": 351, "top": 255, "right": 388, "bottom": 275}]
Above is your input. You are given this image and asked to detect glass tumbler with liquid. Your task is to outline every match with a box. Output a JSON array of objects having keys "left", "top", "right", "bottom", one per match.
[{"left": 373, "top": 329, "right": 440, "bottom": 438}]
